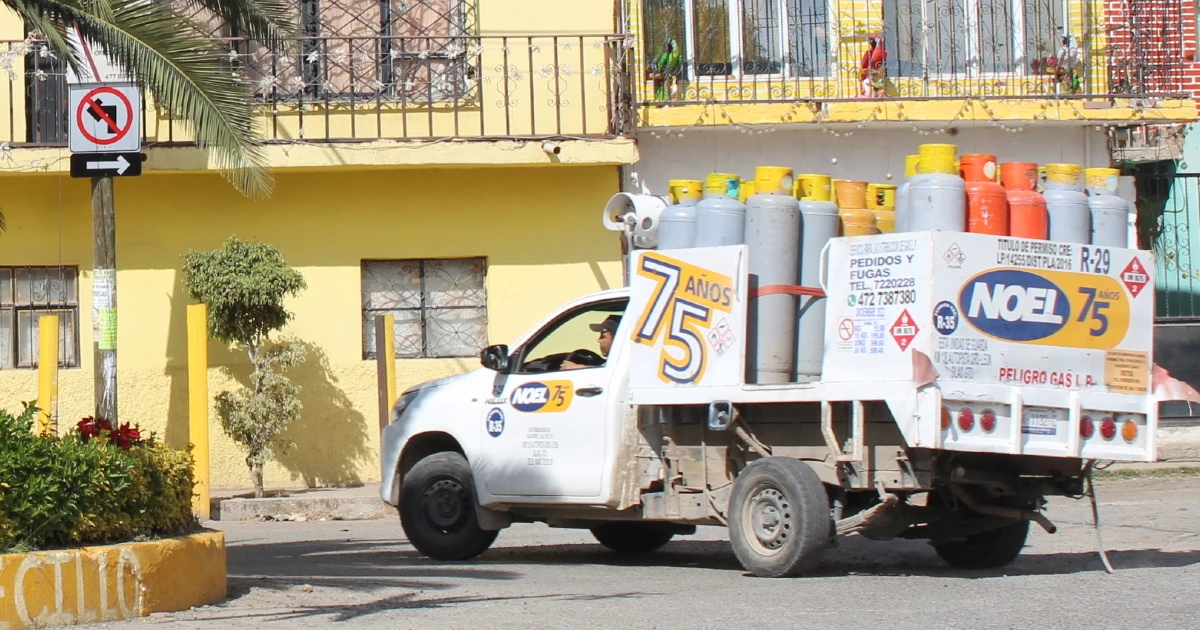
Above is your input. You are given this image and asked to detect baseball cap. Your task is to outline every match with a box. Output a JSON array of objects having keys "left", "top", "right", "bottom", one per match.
[{"left": 589, "top": 314, "right": 621, "bottom": 335}]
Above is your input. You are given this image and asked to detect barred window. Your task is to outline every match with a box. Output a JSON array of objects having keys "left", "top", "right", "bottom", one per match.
[
  {"left": 361, "top": 258, "right": 488, "bottom": 359},
  {"left": 643, "top": 0, "right": 829, "bottom": 80},
  {"left": 0, "top": 266, "right": 80, "bottom": 369}
]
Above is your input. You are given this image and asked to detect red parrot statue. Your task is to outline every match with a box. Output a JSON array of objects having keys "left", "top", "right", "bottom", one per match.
[{"left": 860, "top": 35, "right": 887, "bottom": 98}]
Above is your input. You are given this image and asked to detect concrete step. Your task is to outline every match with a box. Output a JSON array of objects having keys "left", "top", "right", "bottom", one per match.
[{"left": 209, "top": 485, "right": 390, "bottom": 522}]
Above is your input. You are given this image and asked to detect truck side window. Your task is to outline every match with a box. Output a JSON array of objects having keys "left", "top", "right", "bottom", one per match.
[{"left": 516, "top": 300, "right": 627, "bottom": 374}]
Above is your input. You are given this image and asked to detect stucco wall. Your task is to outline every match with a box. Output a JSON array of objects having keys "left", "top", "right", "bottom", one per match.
[{"left": 0, "top": 165, "right": 623, "bottom": 489}]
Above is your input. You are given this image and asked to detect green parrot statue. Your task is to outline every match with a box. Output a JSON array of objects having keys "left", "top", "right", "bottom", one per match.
[{"left": 653, "top": 38, "right": 683, "bottom": 102}]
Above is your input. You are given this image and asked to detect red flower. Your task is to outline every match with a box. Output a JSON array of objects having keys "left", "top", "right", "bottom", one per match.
[
  {"left": 114, "top": 423, "right": 141, "bottom": 450},
  {"left": 76, "top": 417, "right": 97, "bottom": 440},
  {"left": 76, "top": 416, "right": 140, "bottom": 449}
]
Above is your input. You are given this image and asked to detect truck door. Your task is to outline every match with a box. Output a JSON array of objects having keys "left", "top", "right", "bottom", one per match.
[{"left": 479, "top": 298, "right": 627, "bottom": 499}]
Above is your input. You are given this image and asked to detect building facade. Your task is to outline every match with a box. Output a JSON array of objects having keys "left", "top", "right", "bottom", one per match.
[{"left": 0, "top": 0, "right": 637, "bottom": 489}]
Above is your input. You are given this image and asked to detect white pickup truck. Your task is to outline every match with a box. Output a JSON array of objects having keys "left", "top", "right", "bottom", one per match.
[{"left": 379, "top": 229, "right": 1158, "bottom": 577}]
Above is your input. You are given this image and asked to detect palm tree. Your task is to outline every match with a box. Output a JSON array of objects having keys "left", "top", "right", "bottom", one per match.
[{"left": 7, "top": 0, "right": 295, "bottom": 199}]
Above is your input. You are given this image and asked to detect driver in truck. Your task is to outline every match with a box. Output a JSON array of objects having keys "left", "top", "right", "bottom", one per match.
[{"left": 561, "top": 314, "right": 620, "bottom": 370}]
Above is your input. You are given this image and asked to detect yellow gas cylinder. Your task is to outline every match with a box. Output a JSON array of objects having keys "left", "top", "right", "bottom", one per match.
[
  {"left": 867, "top": 183, "right": 897, "bottom": 233},
  {"left": 1084, "top": 167, "right": 1120, "bottom": 195},
  {"left": 668, "top": 178, "right": 703, "bottom": 204},
  {"left": 833, "top": 179, "right": 879, "bottom": 236},
  {"left": 738, "top": 179, "right": 756, "bottom": 203}
]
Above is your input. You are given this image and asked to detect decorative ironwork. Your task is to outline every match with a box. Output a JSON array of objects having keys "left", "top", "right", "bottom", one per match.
[
  {"left": 1133, "top": 172, "right": 1200, "bottom": 321},
  {"left": 361, "top": 258, "right": 488, "bottom": 359},
  {"left": 0, "top": 266, "right": 80, "bottom": 369},
  {"left": 635, "top": 0, "right": 1191, "bottom": 104}
]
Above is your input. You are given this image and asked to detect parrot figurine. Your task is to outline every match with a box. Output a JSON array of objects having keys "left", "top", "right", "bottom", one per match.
[
  {"left": 652, "top": 38, "right": 683, "bottom": 103},
  {"left": 859, "top": 34, "right": 887, "bottom": 98}
]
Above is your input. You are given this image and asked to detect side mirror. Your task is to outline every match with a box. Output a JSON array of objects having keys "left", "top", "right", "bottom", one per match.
[{"left": 480, "top": 344, "right": 510, "bottom": 373}]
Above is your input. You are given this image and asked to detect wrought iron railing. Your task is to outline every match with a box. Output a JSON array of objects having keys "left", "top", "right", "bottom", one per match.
[
  {"left": 1133, "top": 172, "right": 1200, "bottom": 322},
  {"left": 634, "top": 0, "right": 1191, "bottom": 105},
  {"left": 0, "top": 34, "right": 632, "bottom": 146}
]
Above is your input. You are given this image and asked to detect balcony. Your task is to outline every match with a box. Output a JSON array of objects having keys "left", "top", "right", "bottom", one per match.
[
  {"left": 631, "top": 0, "right": 1198, "bottom": 127},
  {"left": 1, "top": 33, "right": 632, "bottom": 154}
]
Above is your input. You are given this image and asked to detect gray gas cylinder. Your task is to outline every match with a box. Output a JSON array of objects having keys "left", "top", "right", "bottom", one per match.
[
  {"left": 1088, "top": 192, "right": 1130, "bottom": 248},
  {"left": 796, "top": 194, "right": 840, "bottom": 380},
  {"left": 894, "top": 180, "right": 911, "bottom": 232},
  {"left": 744, "top": 166, "right": 800, "bottom": 384},
  {"left": 694, "top": 172, "right": 747, "bottom": 247},
  {"left": 656, "top": 179, "right": 702, "bottom": 249},
  {"left": 907, "top": 173, "right": 966, "bottom": 232},
  {"left": 1044, "top": 188, "right": 1092, "bottom": 244}
]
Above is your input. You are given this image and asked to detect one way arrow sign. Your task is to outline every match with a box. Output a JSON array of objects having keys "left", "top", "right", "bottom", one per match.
[{"left": 70, "top": 152, "right": 144, "bottom": 178}]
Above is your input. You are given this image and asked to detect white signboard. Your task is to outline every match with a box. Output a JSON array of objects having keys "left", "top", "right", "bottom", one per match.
[
  {"left": 65, "top": 29, "right": 131, "bottom": 84},
  {"left": 69, "top": 84, "right": 141, "bottom": 154},
  {"left": 628, "top": 245, "right": 749, "bottom": 392}
]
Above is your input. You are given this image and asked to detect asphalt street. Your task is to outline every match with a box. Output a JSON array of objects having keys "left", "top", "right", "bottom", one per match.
[{"left": 103, "top": 475, "right": 1200, "bottom": 629}]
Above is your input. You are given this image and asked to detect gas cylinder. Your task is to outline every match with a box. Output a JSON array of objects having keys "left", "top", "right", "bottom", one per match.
[
  {"left": 867, "top": 183, "right": 897, "bottom": 233},
  {"left": 794, "top": 174, "right": 840, "bottom": 381},
  {"left": 833, "top": 179, "right": 879, "bottom": 236},
  {"left": 694, "top": 172, "right": 747, "bottom": 247},
  {"left": 657, "top": 179, "right": 702, "bottom": 249},
  {"left": 894, "top": 154, "right": 920, "bottom": 233},
  {"left": 961, "top": 153, "right": 1009, "bottom": 236},
  {"left": 908, "top": 144, "right": 966, "bottom": 232},
  {"left": 1041, "top": 164, "right": 1091, "bottom": 244},
  {"left": 1085, "top": 167, "right": 1131, "bottom": 248},
  {"left": 1000, "top": 162, "right": 1048, "bottom": 240},
  {"left": 745, "top": 166, "right": 800, "bottom": 384}
]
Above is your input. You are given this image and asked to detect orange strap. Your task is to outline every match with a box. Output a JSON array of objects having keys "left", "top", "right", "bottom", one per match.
[{"left": 748, "top": 284, "right": 827, "bottom": 299}]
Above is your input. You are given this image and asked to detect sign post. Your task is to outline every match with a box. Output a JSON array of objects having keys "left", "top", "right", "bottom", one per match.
[{"left": 68, "top": 34, "right": 142, "bottom": 423}]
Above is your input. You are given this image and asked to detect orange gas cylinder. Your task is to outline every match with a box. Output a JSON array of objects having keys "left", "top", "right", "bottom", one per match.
[
  {"left": 961, "top": 153, "right": 1009, "bottom": 236},
  {"left": 1000, "top": 162, "right": 1049, "bottom": 240},
  {"left": 833, "top": 179, "right": 879, "bottom": 236}
]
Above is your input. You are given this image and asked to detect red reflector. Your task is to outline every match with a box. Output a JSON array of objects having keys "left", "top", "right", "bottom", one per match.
[
  {"left": 980, "top": 409, "right": 997, "bottom": 433},
  {"left": 958, "top": 408, "right": 975, "bottom": 432},
  {"left": 1080, "top": 416, "right": 1095, "bottom": 439},
  {"left": 1100, "top": 417, "right": 1117, "bottom": 440}
]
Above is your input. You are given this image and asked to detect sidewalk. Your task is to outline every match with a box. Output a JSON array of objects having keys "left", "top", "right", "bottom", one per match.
[{"left": 209, "top": 484, "right": 388, "bottom": 521}]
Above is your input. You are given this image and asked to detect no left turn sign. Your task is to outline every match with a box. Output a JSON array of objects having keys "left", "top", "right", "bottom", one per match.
[{"left": 69, "top": 83, "right": 141, "bottom": 154}]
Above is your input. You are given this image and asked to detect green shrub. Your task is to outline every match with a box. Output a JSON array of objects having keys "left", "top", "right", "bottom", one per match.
[{"left": 0, "top": 403, "right": 198, "bottom": 552}]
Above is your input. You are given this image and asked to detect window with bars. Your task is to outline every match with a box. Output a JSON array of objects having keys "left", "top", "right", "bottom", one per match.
[
  {"left": 361, "top": 258, "right": 488, "bottom": 359},
  {"left": 642, "top": 0, "right": 829, "bottom": 79},
  {"left": 0, "top": 267, "right": 80, "bottom": 369},
  {"left": 882, "top": 0, "right": 1064, "bottom": 77}
]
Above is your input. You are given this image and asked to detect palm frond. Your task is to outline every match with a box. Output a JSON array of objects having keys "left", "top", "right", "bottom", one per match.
[
  {"left": 176, "top": 0, "right": 298, "bottom": 48},
  {"left": 35, "top": 0, "right": 275, "bottom": 197},
  {"left": 3, "top": 0, "right": 84, "bottom": 75}
]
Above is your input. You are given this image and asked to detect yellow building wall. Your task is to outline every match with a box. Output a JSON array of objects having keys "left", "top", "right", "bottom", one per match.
[{"left": 0, "top": 165, "right": 623, "bottom": 490}]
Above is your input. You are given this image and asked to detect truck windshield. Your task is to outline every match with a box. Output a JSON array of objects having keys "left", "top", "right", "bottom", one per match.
[{"left": 517, "top": 299, "right": 627, "bottom": 374}]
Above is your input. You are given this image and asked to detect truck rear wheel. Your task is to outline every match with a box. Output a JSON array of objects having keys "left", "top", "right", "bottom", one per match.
[
  {"left": 399, "top": 451, "right": 498, "bottom": 561},
  {"left": 590, "top": 523, "right": 675, "bottom": 555},
  {"left": 728, "top": 457, "right": 831, "bottom": 578},
  {"left": 933, "top": 519, "right": 1030, "bottom": 570}
]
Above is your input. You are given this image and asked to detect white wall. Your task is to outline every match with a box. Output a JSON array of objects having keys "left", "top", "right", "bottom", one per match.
[{"left": 628, "top": 124, "right": 1112, "bottom": 195}]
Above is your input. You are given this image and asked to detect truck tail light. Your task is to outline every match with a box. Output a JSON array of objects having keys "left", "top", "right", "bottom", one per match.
[
  {"left": 958, "top": 408, "right": 975, "bottom": 432},
  {"left": 941, "top": 406, "right": 951, "bottom": 431},
  {"left": 980, "top": 409, "right": 997, "bottom": 433},
  {"left": 1080, "top": 415, "right": 1095, "bottom": 439},
  {"left": 1100, "top": 417, "right": 1117, "bottom": 440},
  {"left": 1122, "top": 420, "right": 1138, "bottom": 442}
]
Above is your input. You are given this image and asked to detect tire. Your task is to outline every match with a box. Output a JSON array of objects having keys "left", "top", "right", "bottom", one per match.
[
  {"left": 399, "top": 451, "right": 498, "bottom": 561},
  {"left": 728, "top": 457, "right": 832, "bottom": 578},
  {"left": 591, "top": 522, "right": 675, "bottom": 555},
  {"left": 933, "top": 519, "right": 1030, "bottom": 570}
]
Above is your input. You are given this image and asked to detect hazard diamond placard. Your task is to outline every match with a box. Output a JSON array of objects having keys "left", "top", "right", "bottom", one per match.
[
  {"left": 890, "top": 309, "right": 919, "bottom": 351},
  {"left": 1121, "top": 257, "right": 1149, "bottom": 298},
  {"left": 69, "top": 83, "right": 141, "bottom": 154}
]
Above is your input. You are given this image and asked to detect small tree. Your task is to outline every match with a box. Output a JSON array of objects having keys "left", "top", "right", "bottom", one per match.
[{"left": 181, "top": 236, "right": 308, "bottom": 498}]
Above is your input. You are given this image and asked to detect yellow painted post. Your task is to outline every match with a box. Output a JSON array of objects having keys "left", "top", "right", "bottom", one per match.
[
  {"left": 187, "top": 304, "right": 210, "bottom": 519},
  {"left": 384, "top": 314, "right": 397, "bottom": 410},
  {"left": 36, "top": 315, "right": 59, "bottom": 436}
]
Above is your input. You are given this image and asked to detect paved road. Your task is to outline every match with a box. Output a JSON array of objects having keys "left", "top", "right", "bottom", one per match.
[{"left": 106, "top": 476, "right": 1200, "bottom": 629}]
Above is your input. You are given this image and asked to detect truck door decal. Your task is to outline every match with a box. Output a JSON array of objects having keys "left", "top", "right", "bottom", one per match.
[
  {"left": 633, "top": 251, "right": 735, "bottom": 385},
  {"left": 510, "top": 381, "right": 574, "bottom": 413}
]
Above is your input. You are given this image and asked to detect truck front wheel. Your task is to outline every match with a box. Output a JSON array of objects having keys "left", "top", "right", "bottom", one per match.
[
  {"left": 728, "top": 457, "right": 831, "bottom": 578},
  {"left": 590, "top": 523, "right": 675, "bottom": 555},
  {"left": 399, "top": 451, "right": 498, "bottom": 561}
]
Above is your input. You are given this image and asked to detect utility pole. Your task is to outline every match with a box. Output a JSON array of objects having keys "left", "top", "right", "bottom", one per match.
[{"left": 92, "top": 175, "right": 117, "bottom": 421}]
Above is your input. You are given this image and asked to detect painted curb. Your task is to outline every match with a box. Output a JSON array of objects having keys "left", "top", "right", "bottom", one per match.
[{"left": 0, "top": 530, "right": 226, "bottom": 629}]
